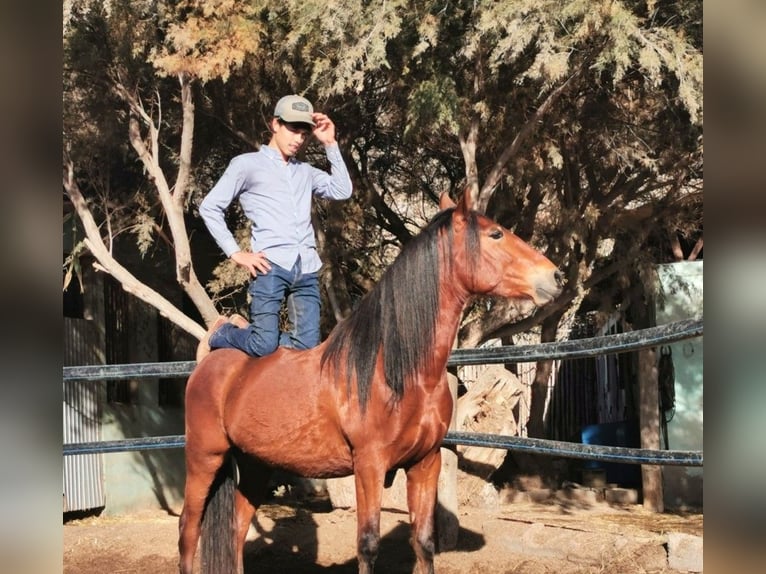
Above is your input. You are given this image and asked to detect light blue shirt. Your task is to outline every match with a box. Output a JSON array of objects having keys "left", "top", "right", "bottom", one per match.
[{"left": 200, "top": 144, "right": 353, "bottom": 273}]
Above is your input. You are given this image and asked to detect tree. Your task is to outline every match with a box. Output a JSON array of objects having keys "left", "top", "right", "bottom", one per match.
[{"left": 64, "top": 0, "right": 702, "bottom": 444}]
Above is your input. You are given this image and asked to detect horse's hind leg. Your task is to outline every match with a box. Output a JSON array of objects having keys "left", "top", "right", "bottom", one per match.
[
  {"left": 405, "top": 449, "right": 442, "bottom": 574},
  {"left": 178, "top": 446, "right": 229, "bottom": 574},
  {"left": 232, "top": 490, "right": 255, "bottom": 574},
  {"left": 232, "top": 455, "right": 273, "bottom": 572}
]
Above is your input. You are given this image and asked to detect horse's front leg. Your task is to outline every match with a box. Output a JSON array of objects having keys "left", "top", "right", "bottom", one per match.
[
  {"left": 405, "top": 448, "right": 442, "bottom": 574},
  {"left": 353, "top": 461, "right": 386, "bottom": 574}
]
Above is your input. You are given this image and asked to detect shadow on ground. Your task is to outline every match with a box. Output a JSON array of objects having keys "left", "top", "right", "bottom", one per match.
[{"left": 242, "top": 501, "right": 486, "bottom": 574}]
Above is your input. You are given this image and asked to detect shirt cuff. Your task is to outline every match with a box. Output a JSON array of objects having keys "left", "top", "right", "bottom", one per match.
[
  {"left": 324, "top": 143, "right": 341, "bottom": 159},
  {"left": 222, "top": 241, "right": 242, "bottom": 258}
]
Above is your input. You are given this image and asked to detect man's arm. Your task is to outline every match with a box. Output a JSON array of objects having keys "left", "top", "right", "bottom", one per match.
[
  {"left": 199, "top": 160, "right": 246, "bottom": 257},
  {"left": 200, "top": 157, "right": 273, "bottom": 277},
  {"left": 310, "top": 112, "right": 353, "bottom": 200}
]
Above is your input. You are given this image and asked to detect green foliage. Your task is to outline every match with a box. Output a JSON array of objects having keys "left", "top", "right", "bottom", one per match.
[
  {"left": 405, "top": 77, "right": 459, "bottom": 139},
  {"left": 64, "top": 0, "right": 703, "bottom": 344},
  {"left": 278, "top": 0, "right": 409, "bottom": 96},
  {"left": 149, "top": 0, "right": 266, "bottom": 83}
]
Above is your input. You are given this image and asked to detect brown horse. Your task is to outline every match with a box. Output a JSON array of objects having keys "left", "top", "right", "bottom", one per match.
[{"left": 178, "top": 191, "right": 563, "bottom": 574}]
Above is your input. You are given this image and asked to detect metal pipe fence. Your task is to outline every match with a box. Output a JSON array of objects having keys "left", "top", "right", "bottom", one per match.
[{"left": 63, "top": 318, "right": 703, "bottom": 466}]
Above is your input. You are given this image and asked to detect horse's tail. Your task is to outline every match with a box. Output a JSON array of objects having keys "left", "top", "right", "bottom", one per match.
[{"left": 200, "top": 456, "right": 238, "bottom": 574}]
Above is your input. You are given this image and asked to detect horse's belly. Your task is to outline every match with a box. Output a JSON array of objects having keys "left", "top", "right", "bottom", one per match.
[
  {"left": 277, "top": 454, "right": 354, "bottom": 479},
  {"left": 228, "top": 416, "right": 353, "bottom": 479},
  {"left": 246, "top": 443, "right": 354, "bottom": 478}
]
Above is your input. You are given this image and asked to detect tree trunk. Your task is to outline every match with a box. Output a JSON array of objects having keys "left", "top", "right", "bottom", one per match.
[
  {"left": 502, "top": 312, "right": 562, "bottom": 484},
  {"left": 639, "top": 347, "right": 664, "bottom": 512},
  {"left": 526, "top": 314, "right": 561, "bottom": 438}
]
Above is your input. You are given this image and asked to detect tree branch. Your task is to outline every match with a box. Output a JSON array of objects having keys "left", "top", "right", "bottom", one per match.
[
  {"left": 174, "top": 73, "right": 194, "bottom": 207},
  {"left": 688, "top": 236, "right": 703, "bottom": 261},
  {"left": 669, "top": 231, "right": 684, "bottom": 261},
  {"left": 64, "top": 159, "right": 206, "bottom": 340},
  {"left": 114, "top": 77, "right": 218, "bottom": 325},
  {"left": 344, "top": 147, "right": 414, "bottom": 245},
  {"left": 477, "top": 73, "right": 578, "bottom": 213},
  {"left": 458, "top": 116, "right": 480, "bottom": 206}
]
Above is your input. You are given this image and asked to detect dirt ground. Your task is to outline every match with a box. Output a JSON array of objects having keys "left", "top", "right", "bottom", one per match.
[{"left": 63, "top": 491, "right": 702, "bottom": 574}]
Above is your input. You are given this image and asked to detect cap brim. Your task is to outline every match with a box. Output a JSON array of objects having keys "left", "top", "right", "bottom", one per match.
[{"left": 278, "top": 113, "right": 316, "bottom": 127}]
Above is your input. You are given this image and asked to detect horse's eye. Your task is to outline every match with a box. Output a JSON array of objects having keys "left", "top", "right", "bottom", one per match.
[{"left": 489, "top": 228, "right": 503, "bottom": 240}]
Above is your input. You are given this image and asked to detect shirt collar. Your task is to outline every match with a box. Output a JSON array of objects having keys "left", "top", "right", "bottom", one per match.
[{"left": 261, "top": 145, "right": 297, "bottom": 164}]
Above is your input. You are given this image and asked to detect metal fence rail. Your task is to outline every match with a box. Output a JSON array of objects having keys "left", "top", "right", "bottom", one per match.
[
  {"left": 446, "top": 318, "right": 702, "bottom": 365},
  {"left": 63, "top": 319, "right": 703, "bottom": 382},
  {"left": 442, "top": 432, "right": 702, "bottom": 466},
  {"left": 63, "top": 318, "right": 703, "bottom": 466},
  {"left": 62, "top": 431, "right": 703, "bottom": 466}
]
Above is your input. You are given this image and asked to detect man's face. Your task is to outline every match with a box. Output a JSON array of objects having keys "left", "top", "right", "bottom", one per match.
[{"left": 272, "top": 119, "right": 313, "bottom": 158}]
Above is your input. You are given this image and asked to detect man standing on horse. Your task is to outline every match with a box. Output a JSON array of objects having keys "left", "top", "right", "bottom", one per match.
[{"left": 196, "top": 94, "right": 353, "bottom": 361}]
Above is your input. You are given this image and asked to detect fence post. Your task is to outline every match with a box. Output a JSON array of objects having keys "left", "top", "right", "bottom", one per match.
[
  {"left": 639, "top": 347, "right": 664, "bottom": 512},
  {"left": 436, "top": 372, "right": 459, "bottom": 551}
]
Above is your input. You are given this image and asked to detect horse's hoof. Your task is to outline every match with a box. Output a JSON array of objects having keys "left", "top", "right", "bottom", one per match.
[{"left": 196, "top": 316, "right": 228, "bottom": 363}]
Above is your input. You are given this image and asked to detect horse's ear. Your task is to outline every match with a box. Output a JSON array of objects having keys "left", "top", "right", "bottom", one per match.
[
  {"left": 456, "top": 187, "right": 473, "bottom": 213},
  {"left": 439, "top": 193, "right": 456, "bottom": 210}
]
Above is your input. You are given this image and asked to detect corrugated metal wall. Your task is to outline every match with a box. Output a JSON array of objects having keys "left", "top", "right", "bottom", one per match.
[
  {"left": 63, "top": 317, "right": 105, "bottom": 512},
  {"left": 548, "top": 353, "right": 597, "bottom": 442},
  {"left": 546, "top": 313, "right": 638, "bottom": 442},
  {"left": 63, "top": 261, "right": 106, "bottom": 513},
  {"left": 594, "top": 315, "right": 638, "bottom": 424},
  {"left": 63, "top": 267, "right": 194, "bottom": 513}
]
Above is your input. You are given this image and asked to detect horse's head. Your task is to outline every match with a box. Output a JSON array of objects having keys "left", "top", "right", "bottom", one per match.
[{"left": 440, "top": 191, "right": 563, "bottom": 306}]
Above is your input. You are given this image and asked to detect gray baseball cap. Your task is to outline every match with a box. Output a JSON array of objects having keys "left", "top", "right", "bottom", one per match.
[{"left": 273, "top": 95, "right": 316, "bottom": 127}]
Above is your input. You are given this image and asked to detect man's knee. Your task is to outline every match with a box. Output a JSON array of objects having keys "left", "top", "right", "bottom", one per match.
[{"left": 247, "top": 332, "right": 279, "bottom": 357}]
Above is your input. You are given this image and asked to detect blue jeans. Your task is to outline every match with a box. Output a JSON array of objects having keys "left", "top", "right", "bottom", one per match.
[{"left": 209, "top": 257, "right": 321, "bottom": 357}]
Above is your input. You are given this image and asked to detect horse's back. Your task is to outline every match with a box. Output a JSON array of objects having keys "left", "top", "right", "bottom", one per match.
[{"left": 215, "top": 346, "right": 357, "bottom": 477}]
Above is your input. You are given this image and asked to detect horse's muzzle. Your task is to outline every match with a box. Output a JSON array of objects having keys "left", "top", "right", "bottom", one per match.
[{"left": 533, "top": 268, "right": 564, "bottom": 305}]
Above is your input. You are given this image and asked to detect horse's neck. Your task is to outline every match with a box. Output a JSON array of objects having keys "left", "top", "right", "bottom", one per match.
[{"left": 429, "top": 287, "right": 470, "bottom": 373}]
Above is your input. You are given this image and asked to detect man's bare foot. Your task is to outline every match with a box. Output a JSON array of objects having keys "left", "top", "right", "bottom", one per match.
[
  {"left": 229, "top": 314, "right": 250, "bottom": 329},
  {"left": 195, "top": 316, "right": 229, "bottom": 363}
]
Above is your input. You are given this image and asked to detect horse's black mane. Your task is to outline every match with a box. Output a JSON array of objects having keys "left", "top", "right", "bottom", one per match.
[{"left": 321, "top": 206, "right": 480, "bottom": 410}]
